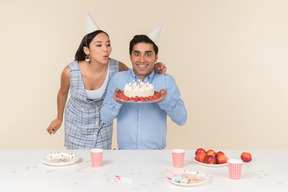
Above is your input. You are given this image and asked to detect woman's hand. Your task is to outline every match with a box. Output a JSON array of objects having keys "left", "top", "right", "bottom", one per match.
[
  {"left": 46, "top": 118, "right": 62, "bottom": 135},
  {"left": 154, "top": 62, "right": 167, "bottom": 74}
]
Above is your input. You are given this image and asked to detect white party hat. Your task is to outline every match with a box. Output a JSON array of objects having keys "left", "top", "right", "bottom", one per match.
[
  {"left": 85, "top": 11, "right": 100, "bottom": 34},
  {"left": 147, "top": 22, "right": 164, "bottom": 43}
]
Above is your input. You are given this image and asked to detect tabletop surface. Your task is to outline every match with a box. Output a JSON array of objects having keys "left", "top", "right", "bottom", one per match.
[{"left": 0, "top": 150, "right": 287, "bottom": 192}]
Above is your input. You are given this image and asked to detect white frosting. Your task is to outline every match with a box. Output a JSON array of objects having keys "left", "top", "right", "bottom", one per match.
[{"left": 124, "top": 81, "right": 154, "bottom": 97}]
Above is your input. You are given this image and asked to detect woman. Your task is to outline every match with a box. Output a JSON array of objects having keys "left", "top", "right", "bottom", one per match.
[{"left": 46, "top": 30, "right": 166, "bottom": 149}]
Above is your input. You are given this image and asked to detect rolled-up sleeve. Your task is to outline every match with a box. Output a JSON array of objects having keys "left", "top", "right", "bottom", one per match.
[{"left": 158, "top": 75, "right": 187, "bottom": 125}]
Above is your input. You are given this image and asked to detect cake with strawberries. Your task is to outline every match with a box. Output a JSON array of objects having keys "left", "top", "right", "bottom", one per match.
[
  {"left": 116, "top": 81, "right": 162, "bottom": 102},
  {"left": 124, "top": 81, "right": 154, "bottom": 98}
]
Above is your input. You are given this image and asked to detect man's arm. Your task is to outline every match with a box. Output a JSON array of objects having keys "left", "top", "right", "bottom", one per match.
[
  {"left": 100, "top": 75, "right": 123, "bottom": 124},
  {"left": 157, "top": 75, "right": 187, "bottom": 125}
]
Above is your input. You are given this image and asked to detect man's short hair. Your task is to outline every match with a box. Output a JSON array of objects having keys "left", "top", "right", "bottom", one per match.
[{"left": 129, "top": 35, "right": 159, "bottom": 55}]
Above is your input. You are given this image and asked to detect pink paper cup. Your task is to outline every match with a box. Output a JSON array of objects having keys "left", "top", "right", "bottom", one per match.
[
  {"left": 172, "top": 149, "right": 185, "bottom": 168},
  {"left": 90, "top": 149, "right": 103, "bottom": 167},
  {"left": 228, "top": 159, "right": 243, "bottom": 180}
]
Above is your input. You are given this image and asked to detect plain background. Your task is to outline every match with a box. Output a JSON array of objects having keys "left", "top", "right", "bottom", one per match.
[{"left": 0, "top": 0, "right": 287, "bottom": 150}]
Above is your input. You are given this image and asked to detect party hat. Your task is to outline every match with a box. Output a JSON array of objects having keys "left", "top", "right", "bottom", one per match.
[
  {"left": 86, "top": 11, "right": 100, "bottom": 34},
  {"left": 147, "top": 22, "right": 164, "bottom": 43}
]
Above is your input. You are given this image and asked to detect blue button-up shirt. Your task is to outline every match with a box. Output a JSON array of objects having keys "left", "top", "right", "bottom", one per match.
[{"left": 101, "top": 69, "right": 187, "bottom": 150}]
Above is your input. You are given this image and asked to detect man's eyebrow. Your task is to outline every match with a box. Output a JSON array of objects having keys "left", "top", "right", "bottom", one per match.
[{"left": 132, "top": 50, "right": 153, "bottom": 53}]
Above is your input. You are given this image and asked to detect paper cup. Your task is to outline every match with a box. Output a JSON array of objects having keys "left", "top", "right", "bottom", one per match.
[
  {"left": 90, "top": 149, "right": 103, "bottom": 167},
  {"left": 228, "top": 159, "right": 243, "bottom": 180},
  {"left": 172, "top": 149, "right": 185, "bottom": 168}
]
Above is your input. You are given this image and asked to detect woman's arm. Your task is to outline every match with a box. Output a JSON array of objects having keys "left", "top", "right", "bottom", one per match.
[
  {"left": 119, "top": 61, "right": 130, "bottom": 71},
  {"left": 46, "top": 66, "right": 70, "bottom": 134}
]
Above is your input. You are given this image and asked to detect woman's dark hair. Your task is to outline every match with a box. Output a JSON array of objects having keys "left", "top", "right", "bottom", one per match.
[
  {"left": 75, "top": 30, "right": 109, "bottom": 61},
  {"left": 129, "top": 35, "right": 158, "bottom": 55}
]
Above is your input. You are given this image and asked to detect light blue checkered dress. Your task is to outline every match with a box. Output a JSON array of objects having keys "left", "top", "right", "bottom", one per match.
[{"left": 64, "top": 58, "right": 119, "bottom": 149}]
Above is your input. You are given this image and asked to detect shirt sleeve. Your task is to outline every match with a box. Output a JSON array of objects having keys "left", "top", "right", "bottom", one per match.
[
  {"left": 100, "top": 75, "right": 122, "bottom": 124},
  {"left": 157, "top": 75, "right": 187, "bottom": 125}
]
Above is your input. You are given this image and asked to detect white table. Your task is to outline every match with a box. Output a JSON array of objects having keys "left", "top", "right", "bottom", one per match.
[{"left": 0, "top": 150, "right": 287, "bottom": 191}]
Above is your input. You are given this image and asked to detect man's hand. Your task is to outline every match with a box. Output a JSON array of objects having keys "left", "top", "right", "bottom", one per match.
[
  {"left": 156, "top": 89, "right": 167, "bottom": 103},
  {"left": 113, "top": 88, "right": 124, "bottom": 104}
]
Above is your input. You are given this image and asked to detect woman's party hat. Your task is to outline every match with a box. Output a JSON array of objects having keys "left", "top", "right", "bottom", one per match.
[
  {"left": 86, "top": 11, "right": 100, "bottom": 34},
  {"left": 147, "top": 23, "right": 164, "bottom": 43}
]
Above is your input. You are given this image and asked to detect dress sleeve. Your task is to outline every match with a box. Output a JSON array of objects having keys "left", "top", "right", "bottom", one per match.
[{"left": 157, "top": 75, "right": 187, "bottom": 125}]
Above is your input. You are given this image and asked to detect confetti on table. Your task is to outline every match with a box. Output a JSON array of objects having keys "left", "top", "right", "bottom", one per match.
[
  {"left": 46, "top": 170, "right": 55, "bottom": 173},
  {"left": 115, "top": 175, "right": 133, "bottom": 183}
]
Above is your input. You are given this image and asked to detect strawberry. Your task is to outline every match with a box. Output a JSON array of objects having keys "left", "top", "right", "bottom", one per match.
[
  {"left": 117, "top": 93, "right": 124, "bottom": 99},
  {"left": 135, "top": 97, "right": 139, "bottom": 102},
  {"left": 140, "top": 97, "right": 144, "bottom": 101},
  {"left": 144, "top": 97, "right": 149, "bottom": 101},
  {"left": 124, "top": 96, "right": 129, "bottom": 101},
  {"left": 155, "top": 92, "right": 161, "bottom": 98},
  {"left": 129, "top": 97, "right": 135, "bottom": 101},
  {"left": 153, "top": 95, "right": 158, "bottom": 100},
  {"left": 148, "top": 96, "right": 154, "bottom": 100}
]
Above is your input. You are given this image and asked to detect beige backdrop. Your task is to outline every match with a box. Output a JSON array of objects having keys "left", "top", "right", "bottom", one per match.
[{"left": 0, "top": 0, "right": 287, "bottom": 150}]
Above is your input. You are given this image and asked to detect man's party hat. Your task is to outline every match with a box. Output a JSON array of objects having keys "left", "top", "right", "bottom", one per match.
[
  {"left": 86, "top": 11, "right": 100, "bottom": 34},
  {"left": 147, "top": 23, "right": 164, "bottom": 43}
]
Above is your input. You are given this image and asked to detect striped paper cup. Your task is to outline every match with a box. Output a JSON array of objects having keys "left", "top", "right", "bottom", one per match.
[
  {"left": 172, "top": 149, "right": 185, "bottom": 168},
  {"left": 90, "top": 149, "right": 103, "bottom": 167},
  {"left": 228, "top": 159, "right": 243, "bottom": 179}
]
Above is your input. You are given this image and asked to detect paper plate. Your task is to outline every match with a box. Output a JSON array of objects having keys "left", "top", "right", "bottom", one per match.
[
  {"left": 165, "top": 170, "right": 209, "bottom": 187},
  {"left": 41, "top": 152, "right": 80, "bottom": 166}
]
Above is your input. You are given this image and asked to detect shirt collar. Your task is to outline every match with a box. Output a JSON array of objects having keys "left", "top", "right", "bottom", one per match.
[{"left": 129, "top": 69, "right": 156, "bottom": 83}]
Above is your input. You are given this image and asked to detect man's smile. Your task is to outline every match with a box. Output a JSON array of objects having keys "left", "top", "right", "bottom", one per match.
[{"left": 137, "top": 64, "right": 149, "bottom": 68}]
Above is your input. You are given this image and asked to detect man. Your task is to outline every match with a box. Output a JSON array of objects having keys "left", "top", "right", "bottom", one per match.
[{"left": 101, "top": 35, "right": 187, "bottom": 150}]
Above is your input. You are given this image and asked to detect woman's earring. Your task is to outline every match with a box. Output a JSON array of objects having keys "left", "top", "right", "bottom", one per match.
[{"left": 85, "top": 55, "right": 90, "bottom": 62}]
